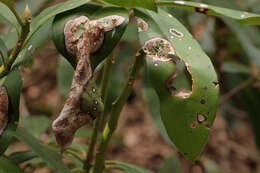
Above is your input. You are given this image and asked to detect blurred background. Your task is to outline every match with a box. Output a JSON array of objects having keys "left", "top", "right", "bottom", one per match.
[{"left": 1, "top": 0, "right": 260, "bottom": 172}]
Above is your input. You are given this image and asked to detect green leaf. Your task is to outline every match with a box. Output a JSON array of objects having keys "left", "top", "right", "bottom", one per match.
[
  {"left": 223, "top": 19, "right": 260, "bottom": 67},
  {"left": 20, "top": 116, "right": 51, "bottom": 139},
  {"left": 102, "top": 0, "right": 157, "bottom": 11},
  {"left": 135, "top": 9, "right": 219, "bottom": 161},
  {"left": 0, "top": 0, "right": 14, "bottom": 8},
  {"left": 157, "top": 1, "right": 260, "bottom": 25},
  {"left": 12, "top": 0, "right": 91, "bottom": 68},
  {"left": 158, "top": 156, "right": 182, "bottom": 173},
  {"left": 142, "top": 80, "right": 174, "bottom": 147},
  {"left": 52, "top": 5, "right": 129, "bottom": 69},
  {"left": 8, "top": 151, "right": 38, "bottom": 164},
  {"left": 0, "top": 156, "right": 22, "bottom": 173},
  {"left": 9, "top": 127, "right": 71, "bottom": 173},
  {"left": 0, "top": 39, "right": 8, "bottom": 62},
  {"left": 221, "top": 61, "right": 250, "bottom": 74},
  {"left": 57, "top": 57, "right": 74, "bottom": 98},
  {"left": 0, "top": 2, "right": 20, "bottom": 32},
  {"left": 0, "top": 70, "right": 22, "bottom": 155},
  {"left": 106, "top": 160, "right": 154, "bottom": 173}
]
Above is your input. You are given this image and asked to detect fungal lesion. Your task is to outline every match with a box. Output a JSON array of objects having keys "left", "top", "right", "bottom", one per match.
[
  {"left": 52, "top": 15, "right": 125, "bottom": 152},
  {"left": 143, "top": 37, "right": 192, "bottom": 99},
  {"left": 134, "top": 17, "right": 149, "bottom": 32},
  {"left": 0, "top": 86, "right": 8, "bottom": 136}
]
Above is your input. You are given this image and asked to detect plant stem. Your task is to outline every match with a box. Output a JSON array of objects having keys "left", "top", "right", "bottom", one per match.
[
  {"left": 219, "top": 76, "right": 257, "bottom": 104},
  {"left": 92, "top": 50, "right": 145, "bottom": 173},
  {"left": 84, "top": 53, "right": 114, "bottom": 173},
  {"left": 0, "top": 10, "right": 30, "bottom": 78}
]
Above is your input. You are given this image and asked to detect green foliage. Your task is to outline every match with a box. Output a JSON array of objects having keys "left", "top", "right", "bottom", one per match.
[
  {"left": 20, "top": 116, "right": 51, "bottom": 139},
  {"left": 157, "top": 1, "right": 260, "bottom": 25},
  {"left": 158, "top": 156, "right": 182, "bottom": 173},
  {"left": 0, "top": 70, "right": 22, "bottom": 155},
  {"left": 136, "top": 8, "right": 219, "bottom": 161},
  {"left": 8, "top": 151, "right": 38, "bottom": 164},
  {"left": 1, "top": 0, "right": 260, "bottom": 172},
  {"left": 102, "top": 0, "right": 157, "bottom": 11},
  {"left": 106, "top": 161, "right": 154, "bottom": 173},
  {"left": 9, "top": 128, "right": 71, "bottom": 173},
  {"left": 0, "top": 156, "right": 22, "bottom": 173}
]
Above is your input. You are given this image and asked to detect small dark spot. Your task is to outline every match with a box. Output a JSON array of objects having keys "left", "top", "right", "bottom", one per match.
[
  {"left": 202, "top": 86, "right": 208, "bottom": 91},
  {"left": 205, "top": 124, "right": 212, "bottom": 130},
  {"left": 168, "top": 86, "right": 177, "bottom": 92},
  {"left": 190, "top": 121, "right": 196, "bottom": 128},
  {"left": 212, "top": 81, "right": 219, "bottom": 87},
  {"left": 195, "top": 7, "right": 209, "bottom": 14},
  {"left": 200, "top": 99, "right": 206, "bottom": 104},
  {"left": 207, "top": 65, "right": 211, "bottom": 69},
  {"left": 17, "top": 40, "right": 23, "bottom": 46}
]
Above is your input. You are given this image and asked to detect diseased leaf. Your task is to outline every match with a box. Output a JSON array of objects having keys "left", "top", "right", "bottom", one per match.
[
  {"left": 9, "top": 127, "right": 71, "bottom": 173},
  {"left": 0, "top": 156, "right": 22, "bottom": 173},
  {"left": 102, "top": 0, "right": 157, "bottom": 11},
  {"left": 0, "top": 70, "right": 22, "bottom": 155},
  {"left": 12, "top": 0, "right": 91, "bottom": 68},
  {"left": 157, "top": 1, "right": 260, "bottom": 25},
  {"left": 135, "top": 8, "right": 219, "bottom": 161},
  {"left": 52, "top": 5, "right": 129, "bottom": 69},
  {"left": 106, "top": 160, "right": 154, "bottom": 173},
  {"left": 8, "top": 151, "right": 38, "bottom": 164}
]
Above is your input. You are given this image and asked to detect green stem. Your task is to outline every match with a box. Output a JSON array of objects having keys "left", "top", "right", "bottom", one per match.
[
  {"left": 0, "top": 52, "right": 6, "bottom": 68},
  {"left": 0, "top": 14, "right": 30, "bottom": 78},
  {"left": 92, "top": 50, "right": 145, "bottom": 173},
  {"left": 84, "top": 53, "right": 114, "bottom": 172},
  {"left": 219, "top": 76, "right": 257, "bottom": 104}
]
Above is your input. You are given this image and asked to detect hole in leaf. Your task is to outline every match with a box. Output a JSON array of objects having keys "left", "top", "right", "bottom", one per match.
[
  {"left": 212, "top": 81, "right": 219, "bottom": 87},
  {"left": 200, "top": 99, "right": 206, "bottom": 104},
  {"left": 195, "top": 7, "right": 209, "bottom": 14},
  {"left": 166, "top": 58, "right": 193, "bottom": 99},
  {"left": 197, "top": 113, "right": 207, "bottom": 123}
]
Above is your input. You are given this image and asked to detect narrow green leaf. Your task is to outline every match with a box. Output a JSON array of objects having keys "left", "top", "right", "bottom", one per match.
[
  {"left": 0, "top": 70, "right": 22, "bottom": 155},
  {"left": 223, "top": 19, "right": 260, "bottom": 67},
  {"left": 102, "top": 0, "right": 157, "bottom": 11},
  {"left": 0, "top": 2, "right": 20, "bottom": 32},
  {"left": 0, "top": 0, "right": 14, "bottom": 7},
  {"left": 57, "top": 57, "right": 74, "bottom": 98},
  {"left": 8, "top": 151, "right": 38, "bottom": 164},
  {"left": 9, "top": 127, "right": 71, "bottom": 173},
  {"left": 136, "top": 9, "right": 219, "bottom": 161},
  {"left": 0, "top": 156, "right": 22, "bottom": 173},
  {"left": 158, "top": 156, "right": 182, "bottom": 173},
  {"left": 221, "top": 61, "right": 250, "bottom": 74},
  {"left": 157, "top": 1, "right": 260, "bottom": 25},
  {"left": 107, "top": 160, "right": 154, "bottom": 173},
  {"left": 0, "top": 39, "right": 8, "bottom": 62},
  {"left": 20, "top": 116, "right": 51, "bottom": 139}
]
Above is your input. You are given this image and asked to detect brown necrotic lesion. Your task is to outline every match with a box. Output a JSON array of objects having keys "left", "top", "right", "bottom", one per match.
[{"left": 52, "top": 15, "right": 125, "bottom": 152}]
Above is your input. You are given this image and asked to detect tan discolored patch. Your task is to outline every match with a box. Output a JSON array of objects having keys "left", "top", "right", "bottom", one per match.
[
  {"left": 135, "top": 17, "right": 149, "bottom": 32},
  {"left": 143, "top": 37, "right": 175, "bottom": 62},
  {"left": 0, "top": 86, "right": 8, "bottom": 135}
]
